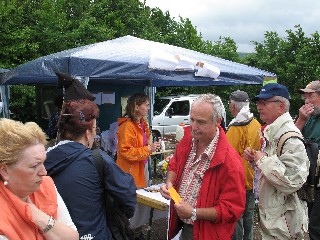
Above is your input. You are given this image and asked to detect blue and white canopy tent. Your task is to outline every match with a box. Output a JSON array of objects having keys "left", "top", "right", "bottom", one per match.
[
  {"left": 1, "top": 36, "right": 276, "bottom": 128},
  {"left": 2, "top": 35, "right": 275, "bottom": 87}
]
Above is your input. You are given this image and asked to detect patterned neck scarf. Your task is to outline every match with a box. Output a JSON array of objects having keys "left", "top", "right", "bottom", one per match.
[{"left": 178, "top": 127, "right": 220, "bottom": 224}]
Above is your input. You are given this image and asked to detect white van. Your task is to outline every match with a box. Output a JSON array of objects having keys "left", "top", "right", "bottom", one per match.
[{"left": 152, "top": 94, "right": 226, "bottom": 139}]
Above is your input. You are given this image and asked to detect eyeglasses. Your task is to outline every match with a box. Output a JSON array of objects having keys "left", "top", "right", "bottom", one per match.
[
  {"left": 301, "top": 92, "right": 319, "bottom": 101},
  {"left": 256, "top": 100, "right": 282, "bottom": 106}
]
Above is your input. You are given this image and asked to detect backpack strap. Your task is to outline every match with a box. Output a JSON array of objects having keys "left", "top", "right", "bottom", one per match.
[
  {"left": 276, "top": 131, "right": 304, "bottom": 157},
  {"left": 317, "top": 151, "right": 320, "bottom": 187},
  {"left": 92, "top": 149, "right": 105, "bottom": 186},
  {"left": 92, "top": 149, "right": 133, "bottom": 240}
]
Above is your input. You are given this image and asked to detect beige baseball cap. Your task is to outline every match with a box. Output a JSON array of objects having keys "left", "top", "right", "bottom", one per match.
[{"left": 298, "top": 80, "right": 320, "bottom": 94}]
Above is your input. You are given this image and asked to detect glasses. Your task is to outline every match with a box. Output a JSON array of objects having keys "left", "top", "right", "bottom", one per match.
[
  {"left": 301, "top": 92, "right": 319, "bottom": 101},
  {"left": 256, "top": 100, "right": 282, "bottom": 106}
]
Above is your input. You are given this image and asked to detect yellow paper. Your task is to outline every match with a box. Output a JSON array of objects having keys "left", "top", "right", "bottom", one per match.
[{"left": 168, "top": 187, "right": 182, "bottom": 204}]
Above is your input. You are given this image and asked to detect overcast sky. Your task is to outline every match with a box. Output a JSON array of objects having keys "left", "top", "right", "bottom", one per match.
[{"left": 142, "top": 0, "right": 320, "bottom": 52}]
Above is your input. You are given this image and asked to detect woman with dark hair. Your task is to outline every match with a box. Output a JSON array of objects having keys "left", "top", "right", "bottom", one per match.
[
  {"left": 117, "top": 93, "right": 160, "bottom": 189},
  {"left": 45, "top": 99, "right": 136, "bottom": 240}
]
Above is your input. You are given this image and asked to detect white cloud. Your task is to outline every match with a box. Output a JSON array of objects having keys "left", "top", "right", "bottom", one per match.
[{"left": 143, "top": 0, "right": 320, "bottom": 52}]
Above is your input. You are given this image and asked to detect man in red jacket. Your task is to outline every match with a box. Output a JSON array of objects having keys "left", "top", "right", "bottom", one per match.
[{"left": 160, "top": 94, "right": 246, "bottom": 240}]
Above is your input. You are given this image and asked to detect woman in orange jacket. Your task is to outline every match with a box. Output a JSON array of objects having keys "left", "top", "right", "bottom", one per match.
[{"left": 117, "top": 93, "right": 160, "bottom": 188}]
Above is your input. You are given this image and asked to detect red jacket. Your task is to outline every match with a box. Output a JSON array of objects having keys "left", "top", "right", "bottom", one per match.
[{"left": 168, "top": 126, "right": 246, "bottom": 239}]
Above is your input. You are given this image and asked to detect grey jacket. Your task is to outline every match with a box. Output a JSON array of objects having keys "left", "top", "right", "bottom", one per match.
[{"left": 256, "top": 112, "right": 309, "bottom": 239}]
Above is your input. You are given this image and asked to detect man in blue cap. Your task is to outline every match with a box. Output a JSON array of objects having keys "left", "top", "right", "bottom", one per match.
[{"left": 243, "top": 83, "right": 309, "bottom": 239}]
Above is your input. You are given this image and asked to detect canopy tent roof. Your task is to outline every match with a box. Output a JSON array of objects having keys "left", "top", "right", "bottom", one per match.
[
  {"left": 0, "top": 68, "right": 9, "bottom": 73},
  {"left": 2, "top": 35, "right": 276, "bottom": 86}
]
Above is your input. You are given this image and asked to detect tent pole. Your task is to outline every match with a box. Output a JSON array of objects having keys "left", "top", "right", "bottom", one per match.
[{"left": 0, "top": 85, "right": 10, "bottom": 118}]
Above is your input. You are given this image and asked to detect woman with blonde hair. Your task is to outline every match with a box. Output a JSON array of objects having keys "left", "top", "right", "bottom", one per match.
[{"left": 0, "top": 118, "right": 78, "bottom": 240}]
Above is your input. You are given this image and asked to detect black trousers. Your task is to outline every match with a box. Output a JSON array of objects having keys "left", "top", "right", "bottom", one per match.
[{"left": 309, "top": 188, "right": 320, "bottom": 240}]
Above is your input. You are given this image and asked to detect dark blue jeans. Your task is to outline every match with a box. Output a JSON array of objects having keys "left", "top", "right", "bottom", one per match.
[
  {"left": 232, "top": 190, "right": 255, "bottom": 240},
  {"left": 180, "top": 223, "right": 193, "bottom": 240},
  {"left": 309, "top": 188, "right": 320, "bottom": 240}
]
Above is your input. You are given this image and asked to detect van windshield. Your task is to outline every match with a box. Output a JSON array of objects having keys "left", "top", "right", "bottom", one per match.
[{"left": 154, "top": 98, "right": 170, "bottom": 115}]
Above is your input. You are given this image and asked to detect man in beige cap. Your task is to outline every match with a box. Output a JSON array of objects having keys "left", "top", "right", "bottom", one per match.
[{"left": 296, "top": 80, "right": 320, "bottom": 240}]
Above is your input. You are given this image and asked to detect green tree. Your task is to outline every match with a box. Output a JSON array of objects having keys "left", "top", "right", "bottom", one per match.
[
  {"left": 9, "top": 85, "right": 37, "bottom": 122},
  {"left": 0, "top": 0, "right": 240, "bottom": 123},
  {"left": 243, "top": 25, "right": 320, "bottom": 117}
]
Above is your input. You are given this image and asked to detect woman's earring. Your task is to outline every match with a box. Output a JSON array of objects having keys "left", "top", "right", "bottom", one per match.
[
  {"left": 4, "top": 180, "right": 8, "bottom": 186},
  {"left": 85, "top": 136, "right": 90, "bottom": 148}
]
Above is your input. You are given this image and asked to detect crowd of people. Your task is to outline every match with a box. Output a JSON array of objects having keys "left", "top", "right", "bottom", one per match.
[{"left": 0, "top": 80, "right": 319, "bottom": 240}]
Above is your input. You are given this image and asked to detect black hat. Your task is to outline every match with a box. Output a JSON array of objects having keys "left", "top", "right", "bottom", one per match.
[{"left": 56, "top": 72, "right": 95, "bottom": 101}]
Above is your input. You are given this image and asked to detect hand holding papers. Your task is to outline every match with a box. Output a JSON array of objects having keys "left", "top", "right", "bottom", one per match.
[{"left": 168, "top": 187, "right": 182, "bottom": 204}]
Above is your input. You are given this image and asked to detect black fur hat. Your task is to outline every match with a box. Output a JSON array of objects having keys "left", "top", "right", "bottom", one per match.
[{"left": 56, "top": 72, "right": 95, "bottom": 101}]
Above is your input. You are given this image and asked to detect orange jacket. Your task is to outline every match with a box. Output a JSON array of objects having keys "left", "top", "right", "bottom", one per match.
[
  {"left": 116, "top": 117, "right": 152, "bottom": 188},
  {"left": 226, "top": 118, "right": 261, "bottom": 190},
  {"left": 0, "top": 176, "right": 57, "bottom": 240}
]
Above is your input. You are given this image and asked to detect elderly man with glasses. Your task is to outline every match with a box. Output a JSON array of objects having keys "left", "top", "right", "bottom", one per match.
[
  {"left": 295, "top": 80, "right": 320, "bottom": 240},
  {"left": 243, "top": 83, "right": 309, "bottom": 239}
]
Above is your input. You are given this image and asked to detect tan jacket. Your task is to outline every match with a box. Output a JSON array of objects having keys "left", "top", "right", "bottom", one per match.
[{"left": 257, "top": 112, "right": 309, "bottom": 239}]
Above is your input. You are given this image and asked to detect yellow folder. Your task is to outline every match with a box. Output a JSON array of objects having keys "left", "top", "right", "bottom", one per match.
[{"left": 168, "top": 187, "right": 182, "bottom": 204}]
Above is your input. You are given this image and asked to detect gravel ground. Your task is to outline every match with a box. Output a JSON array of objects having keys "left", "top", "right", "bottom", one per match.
[
  {"left": 141, "top": 163, "right": 310, "bottom": 240},
  {"left": 139, "top": 207, "right": 263, "bottom": 240},
  {"left": 139, "top": 164, "right": 263, "bottom": 240},
  {"left": 140, "top": 207, "right": 309, "bottom": 240}
]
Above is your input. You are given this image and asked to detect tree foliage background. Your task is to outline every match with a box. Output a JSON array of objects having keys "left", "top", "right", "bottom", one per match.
[{"left": 0, "top": 0, "right": 319, "bottom": 123}]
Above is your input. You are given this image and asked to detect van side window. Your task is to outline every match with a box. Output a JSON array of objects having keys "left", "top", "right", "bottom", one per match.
[{"left": 167, "top": 100, "right": 189, "bottom": 116}]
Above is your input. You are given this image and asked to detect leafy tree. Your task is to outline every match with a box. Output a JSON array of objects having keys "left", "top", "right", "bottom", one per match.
[
  {"left": 9, "top": 85, "right": 37, "bottom": 122},
  {"left": 0, "top": 0, "right": 243, "bottom": 123},
  {"left": 243, "top": 25, "right": 320, "bottom": 117}
]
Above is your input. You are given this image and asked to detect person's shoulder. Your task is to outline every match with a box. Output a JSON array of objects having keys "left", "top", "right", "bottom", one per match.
[
  {"left": 42, "top": 176, "right": 55, "bottom": 185},
  {"left": 217, "top": 134, "right": 241, "bottom": 161},
  {"left": 224, "top": 148, "right": 244, "bottom": 173},
  {"left": 220, "top": 138, "right": 243, "bottom": 162},
  {"left": 99, "top": 149, "right": 115, "bottom": 163},
  {"left": 118, "top": 118, "right": 135, "bottom": 130},
  {"left": 308, "top": 114, "right": 320, "bottom": 123},
  {"left": 41, "top": 176, "right": 57, "bottom": 191},
  {"left": 39, "top": 176, "right": 57, "bottom": 198},
  {"left": 251, "top": 118, "right": 261, "bottom": 126},
  {"left": 247, "top": 119, "right": 262, "bottom": 133},
  {"left": 118, "top": 117, "right": 130, "bottom": 125}
]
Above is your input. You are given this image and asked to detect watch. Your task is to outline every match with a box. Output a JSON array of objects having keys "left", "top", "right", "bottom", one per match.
[
  {"left": 190, "top": 208, "right": 197, "bottom": 221},
  {"left": 42, "top": 216, "right": 55, "bottom": 233}
]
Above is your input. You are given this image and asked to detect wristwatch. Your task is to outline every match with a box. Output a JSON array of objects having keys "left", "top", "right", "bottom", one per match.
[
  {"left": 42, "top": 216, "right": 55, "bottom": 233},
  {"left": 190, "top": 208, "right": 197, "bottom": 221}
]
